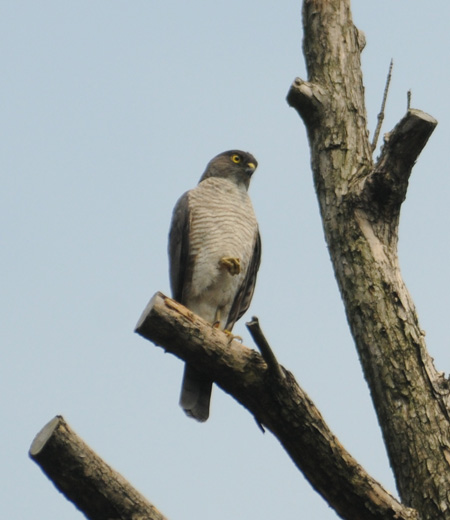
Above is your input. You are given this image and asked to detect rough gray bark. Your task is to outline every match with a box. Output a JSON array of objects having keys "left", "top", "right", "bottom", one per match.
[
  {"left": 136, "top": 293, "right": 417, "bottom": 520},
  {"left": 30, "top": 416, "right": 167, "bottom": 520},
  {"left": 286, "top": 1, "right": 450, "bottom": 519}
]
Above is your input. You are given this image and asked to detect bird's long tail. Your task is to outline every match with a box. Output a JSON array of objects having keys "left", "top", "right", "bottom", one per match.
[{"left": 179, "top": 364, "right": 212, "bottom": 422}]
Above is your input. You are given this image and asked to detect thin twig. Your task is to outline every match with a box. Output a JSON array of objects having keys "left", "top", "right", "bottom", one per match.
[
  {"left": 372, "top": 59, "right": 394, "bottom": 152},
  {"left": 246, "top": 316, "right": 285, "bottom": 380}
]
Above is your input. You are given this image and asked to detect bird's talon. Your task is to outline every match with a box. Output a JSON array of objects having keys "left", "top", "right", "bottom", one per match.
[
  {"left": 223, "top": 330, "right": 242, "bottom": 344},
  {"left": 219, "top": 256, "right": 241, "bottom": 275}
]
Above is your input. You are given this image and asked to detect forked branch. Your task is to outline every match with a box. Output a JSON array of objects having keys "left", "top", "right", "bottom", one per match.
[{"left": 135, "top": 292, "right": 418, "bottom": 520}]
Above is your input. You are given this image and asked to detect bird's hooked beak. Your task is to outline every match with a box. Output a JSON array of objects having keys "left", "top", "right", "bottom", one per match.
[{"left": 246, "top": 162, "right": 257, "bottom": 175}]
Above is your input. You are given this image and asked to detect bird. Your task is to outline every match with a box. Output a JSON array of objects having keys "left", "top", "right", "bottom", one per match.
[{"left": 168, "top": 150, "right": 261, "bottom": 422}]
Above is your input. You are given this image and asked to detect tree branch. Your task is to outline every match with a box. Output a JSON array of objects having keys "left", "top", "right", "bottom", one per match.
[
  {"left": 30, "top": 416, "right": 167, "bottom": 520},
  {"left": 367, "top": 109, "right": 437, "bottom": 212},
  {"left": 371, "top": 59, "right": 393, "bottom": 152},
  {"left": 360, "top": 109, "right": 438, "bottom": 251},
  {"left": 246, "top": 316, "right": 285, "bottom": 381},
  {"left": 286, "top": 78, "right": 326, "bottom": 129},
  {"left": 135, "top": 292, "right": 418, "bottom": 520}
]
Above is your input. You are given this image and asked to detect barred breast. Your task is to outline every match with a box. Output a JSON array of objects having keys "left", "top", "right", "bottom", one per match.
[{"left": 186, "top": 177, "right": 258, "bottom": 327}]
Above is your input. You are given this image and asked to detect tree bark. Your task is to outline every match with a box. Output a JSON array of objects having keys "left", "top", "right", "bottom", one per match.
[
  {"left": 30, "top": 416, "right": 167, "bottom": 520},
  {"left": 286, "top": 1, "right": 450, "bottom": 518},
  {"left": 136, "top": 292, "right": 418, "bottom": 520}
]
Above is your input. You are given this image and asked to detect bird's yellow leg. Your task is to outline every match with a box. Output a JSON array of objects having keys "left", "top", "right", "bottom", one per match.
[
  {"left": 212, "top": 309, "right": 242, "bottom": 343},
  {"left": 219, "top": 257, "right": 241, "bottom": 275},
  {"left": 213, "top": 309, "right": 222, "bottom": 329}
]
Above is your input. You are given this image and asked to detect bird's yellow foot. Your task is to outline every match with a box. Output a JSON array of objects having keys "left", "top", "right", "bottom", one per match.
[
  {"left": 219, "top": 257, "right": 241, "bottom": 275},
  {"left": 224, "top": 329, "right": 243, "bottom": 344},
  {"left": 212, "top": 323, "right": 242, "bottom": 344}
]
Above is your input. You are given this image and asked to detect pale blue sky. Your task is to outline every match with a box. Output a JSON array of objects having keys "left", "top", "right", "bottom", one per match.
[{"left": 2, "top": 2, "right": 450, "bottom": 519}]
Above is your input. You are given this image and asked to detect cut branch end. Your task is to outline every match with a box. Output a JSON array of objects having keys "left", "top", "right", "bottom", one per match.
[{"left": 287, "top": 78, "right": 325, "bottom": 125}]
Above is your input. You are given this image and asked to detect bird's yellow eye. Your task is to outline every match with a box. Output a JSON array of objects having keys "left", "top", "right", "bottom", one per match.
[{"left": 231, "top": 154, "right": 241, "bottom": 164}]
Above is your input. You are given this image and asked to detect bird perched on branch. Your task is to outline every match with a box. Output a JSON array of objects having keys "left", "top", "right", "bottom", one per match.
[{"left": 168, "top": 150, "right": 261, "bottom": 421}]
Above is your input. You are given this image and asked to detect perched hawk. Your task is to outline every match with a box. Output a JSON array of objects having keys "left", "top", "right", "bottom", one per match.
[{"left": 168, "top": 150, "right": 261, "bottom": 422}]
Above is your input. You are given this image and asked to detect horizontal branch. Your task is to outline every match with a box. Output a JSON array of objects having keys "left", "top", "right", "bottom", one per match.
[
  {"left": 135, "top": 292, "right": 419, "bottom": 520},
  {"left": 30, "top": 416, "right": 167, "bottom": 520}
]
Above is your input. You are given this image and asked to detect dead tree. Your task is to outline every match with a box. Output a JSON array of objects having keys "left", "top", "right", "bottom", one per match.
[
  {"left": 285, "top": 2, "right": 449, "bottom": 518},
  {"left": 31, "top": 1, "right": 450, "bottom": 519}
]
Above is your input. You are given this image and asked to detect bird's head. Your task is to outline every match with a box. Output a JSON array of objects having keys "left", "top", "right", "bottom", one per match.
[{"left": 199, "top": 150, "right": 258, "bottom": 190}]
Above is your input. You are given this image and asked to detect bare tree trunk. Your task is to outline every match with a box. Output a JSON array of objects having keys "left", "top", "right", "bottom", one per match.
[{"left": 286, "top": 1, "right": 450, "bottom": 518}]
